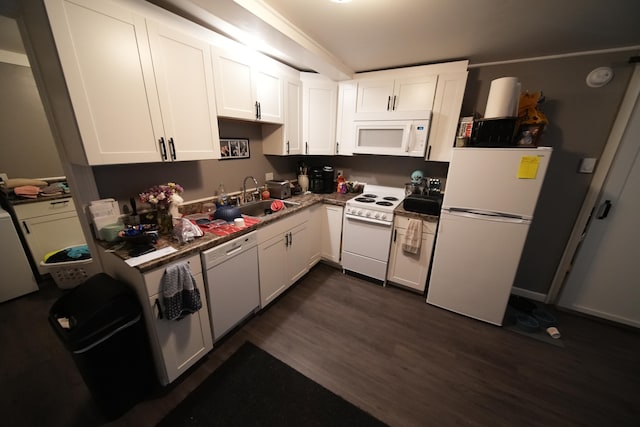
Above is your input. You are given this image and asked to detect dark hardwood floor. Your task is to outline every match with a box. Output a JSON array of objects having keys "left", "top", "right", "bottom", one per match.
[{"left": 1, "top": 263, "right": 638, "bottom": 427}]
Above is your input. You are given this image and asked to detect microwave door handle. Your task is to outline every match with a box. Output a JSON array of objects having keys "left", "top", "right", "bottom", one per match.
[{"left": 405, "top": 124, "right": 412, "bottom": 152}]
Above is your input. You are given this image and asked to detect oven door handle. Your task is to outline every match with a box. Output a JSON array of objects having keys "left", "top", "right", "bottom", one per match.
[{"left": 344, "top": 213, "right": 393, "bottom": 226}]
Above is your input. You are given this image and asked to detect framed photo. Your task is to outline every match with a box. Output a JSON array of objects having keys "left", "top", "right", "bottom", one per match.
[
  {"left": 514, "top": 124, "right": 544, "bottom": 147},
  {"left": 220, "top": 138, "right": 250, "bottom": 159}
]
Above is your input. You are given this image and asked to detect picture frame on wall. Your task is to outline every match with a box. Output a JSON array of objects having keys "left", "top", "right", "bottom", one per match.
[{"left": 220, "top": 138, "right": 250, "bottom": 159}]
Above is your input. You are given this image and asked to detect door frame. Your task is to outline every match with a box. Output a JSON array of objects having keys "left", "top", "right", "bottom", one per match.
[{"left": 547, "top": 63, "right": 640, "bottom": 303}]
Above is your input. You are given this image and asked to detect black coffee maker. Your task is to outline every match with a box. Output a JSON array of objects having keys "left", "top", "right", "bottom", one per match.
[
  {"left": 321, "top": 166, "right": 334, "bottom": 194},
  {"left": 309, "top": 167, "right": 324, "bottom": 193}
]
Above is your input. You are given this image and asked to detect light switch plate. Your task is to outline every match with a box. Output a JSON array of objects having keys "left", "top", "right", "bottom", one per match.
[
  {"left": 265, "top": 172, "right": 274, "bottom": 181},
  {"left": 579, "top": 157, "right": 597, "bottom": 174}
]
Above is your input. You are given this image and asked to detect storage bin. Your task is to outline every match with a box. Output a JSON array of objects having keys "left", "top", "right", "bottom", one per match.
[{"left": 40, "top": 245, "right": 100, "bottom": 289}]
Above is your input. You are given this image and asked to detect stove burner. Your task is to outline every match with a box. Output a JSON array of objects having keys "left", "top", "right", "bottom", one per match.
[
  {"left": 362, "top": 193, "right": 378, "bottom": 198},
  {"left": 354, "top": 197, "right": 375, "bottom": 203},
  {"left": 376, "top": 201, "right": 393, "bottom": 207},
  {"left": 383, "top": 196, "right": 399, "bottom": 201}
]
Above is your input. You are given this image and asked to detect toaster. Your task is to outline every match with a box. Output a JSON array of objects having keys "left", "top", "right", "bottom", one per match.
[{"left": 266, "top": 180, "right": 291, "bottom": 199}]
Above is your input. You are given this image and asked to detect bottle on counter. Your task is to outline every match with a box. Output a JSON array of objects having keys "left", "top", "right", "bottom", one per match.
[
  {"left": 336, "top": 173, "right": 346, "bottom": 194},
  {"left": 217, "top": 182, "right": 227, "bottom": 206}
]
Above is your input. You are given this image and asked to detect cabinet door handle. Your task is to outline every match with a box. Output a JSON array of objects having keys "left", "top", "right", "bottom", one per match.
[
  {"left": 426, "top": 145, "right": 432, "bottom": 160},
  {"left": 154, "top": 298, "right": 163, "bottom": 319},
  {"left": 22, "top": 220, "right": 30, "bottom": 234},
  {"left": 159, "top": 137, "right": 168, "bottom": 161},
  {"left": 387, "top": 95, "right": 391, "bottom": 111},
  {"left": 285, "top": 232, "right": 289, "bottom": 247},
  {"left": 597, "top": 200, "right": 612, "bottom": 219},
  {"left": 336, "top": 141, "right": 339, "bottom": 154},
  {"left": 286, "top": 141, "right": 290, "bottom": 155},
  {"left": 305, "top": 142, "right": 309, "bottom": 154},
  {"left": 255, "top": 101, "right": 262, "bottom": 120},
  {"left": 393, "top": 229, "right": 397, "bottom": 242},
  {"left": 49, "top": 200, "right": 69, "bottom": 206},
  {"left": 289, "top": 231, "right": 293, "bottom": 245},
  {"left": 392, "top": 95, "right": 397, "bottom": 110},
  {"left": 168, "top": 137, "right": 177, "bottom": 160}
]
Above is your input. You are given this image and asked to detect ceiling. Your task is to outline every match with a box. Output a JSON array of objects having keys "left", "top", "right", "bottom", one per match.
[
  {"left": 2, "top": 0, "right": 640, "bottom": 79},
  {"left": 151, "top": 0, "right": 640, "bottom": 79}
]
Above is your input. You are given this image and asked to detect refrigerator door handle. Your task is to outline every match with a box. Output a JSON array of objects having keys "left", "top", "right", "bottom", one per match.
[{"left": 446, "top": 208, "right": 530, "bottom": 223}]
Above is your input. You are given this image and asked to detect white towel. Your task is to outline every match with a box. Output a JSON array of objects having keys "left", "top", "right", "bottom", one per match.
[
  {"left": 402, "top": 219, "right": 422, "bottom": 254},
  {"left": 161, "top": 262, "right": 202, "bottom": 320}
]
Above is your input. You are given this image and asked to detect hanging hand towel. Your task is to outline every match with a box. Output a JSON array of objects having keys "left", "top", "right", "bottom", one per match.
[
  {"left": 161, "top": 262, "right": 202, "bottom": 321},
  {"left": 402, "top": 219, "right": 422, "bottom": 254}
]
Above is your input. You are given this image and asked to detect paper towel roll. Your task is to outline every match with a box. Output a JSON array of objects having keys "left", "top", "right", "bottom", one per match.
[{"left": 484, "top": 77, "right": 521, "bottom": 118}]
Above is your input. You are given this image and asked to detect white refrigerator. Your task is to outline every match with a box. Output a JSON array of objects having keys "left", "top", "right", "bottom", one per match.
[{"left": 426, "top": 147, "right": 552, "bottom": 325}]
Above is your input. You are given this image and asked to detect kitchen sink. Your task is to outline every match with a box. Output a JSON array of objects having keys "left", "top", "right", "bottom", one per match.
[{"left": 238, "top": 199, "right": 299, "bottom": 217}]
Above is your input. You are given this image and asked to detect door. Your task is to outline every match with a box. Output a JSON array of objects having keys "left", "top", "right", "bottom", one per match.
[
  {"left": 255, "top": 65, "right": 284, "bottom": 124},
  {"left": 147, "top": 21, "right": 220, "bottom": 161},
  {"left": 427, "top": 211, "right": 531, "bottom": 325},
  {"left": 302, "top": 78, "right": 337, "bottom": 155},
  {"left": 45, "top": 0, "right": 163, "bottom": 164},
  {"left": 211, "top": 47, "right": 256, "bottom": 120},
  {"left": 393, "top": 75, "right": 437, "bottom": 113},
  {"left": 443, "top": 147, "right": 552, "bottom": 217},
  {"left": 557, "top": 90, "right": 640, "bottom": 328}
]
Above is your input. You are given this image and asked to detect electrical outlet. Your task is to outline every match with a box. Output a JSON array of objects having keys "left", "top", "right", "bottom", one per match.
[
  {"left": 337, "top": 169, "right": 344, "bottom": 177},
  {"left": 265, "top": 172, "right": 274, "bottom": 181},
  {"left": 579, "top": 158, "right": 597, "bottom": 174}
]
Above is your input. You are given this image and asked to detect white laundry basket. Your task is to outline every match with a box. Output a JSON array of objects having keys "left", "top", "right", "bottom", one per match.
[{"left": 40, "top": 246, "right": 100, "bottom": 289}]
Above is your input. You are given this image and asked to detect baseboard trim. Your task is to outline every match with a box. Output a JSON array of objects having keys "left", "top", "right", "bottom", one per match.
[{"left": 511, "top": 287, "right": 547, "bottom": 302}]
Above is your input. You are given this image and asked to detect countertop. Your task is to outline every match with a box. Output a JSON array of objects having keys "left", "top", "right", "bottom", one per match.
[{"left": 97, "top": 191, "right": 359, "bottom": 272}]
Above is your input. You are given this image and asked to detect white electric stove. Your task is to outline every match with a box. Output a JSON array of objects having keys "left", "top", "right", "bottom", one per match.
[{"left": 342, "top": 185, "right": 405, "bottom": 283}]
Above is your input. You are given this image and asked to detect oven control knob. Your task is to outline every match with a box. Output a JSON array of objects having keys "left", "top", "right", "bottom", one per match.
[
  {"left": 380, "top": 214, "right": 387, "bottom": 220},
  {"left": 365, "top": 211, "right": 371, "bottom": 217},
  {"left": 357, "top": 209, "right": 363, "bottom": 216},
  {"left": 373, "top": 212, "right": 380, "bottom": 219}
]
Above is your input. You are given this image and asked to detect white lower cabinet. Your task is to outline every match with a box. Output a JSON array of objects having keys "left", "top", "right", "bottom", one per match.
[
  {"left": 99, "top": 251, "right": 213, "bottom": 386},
  {"left": 387, "top": 216, "right": 437, "bottom": 293},
  {"left": 14, "top": 198, "right": 86, "bottom": 275},
  {"left": 257, "top": 210, "right": 310, "bottom": 307},
  {"left": 321, "top": 204, "right": 344, "bottom": 264}
]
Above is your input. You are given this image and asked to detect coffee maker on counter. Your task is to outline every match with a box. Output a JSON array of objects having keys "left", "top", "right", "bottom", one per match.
[{"left": 309, "top": 166, "right": 334, "bottom": 193}]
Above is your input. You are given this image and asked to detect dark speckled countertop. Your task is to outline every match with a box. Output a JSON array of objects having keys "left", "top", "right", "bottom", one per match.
[{"left": 98, "top": 191, "right": 360, "bottom": 272}]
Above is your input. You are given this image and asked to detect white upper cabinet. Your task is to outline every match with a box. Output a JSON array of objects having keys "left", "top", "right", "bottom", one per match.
[
  {"left": 355, "top": 74, "right": 437, "bottom": 120},
  {"left": 146, "top": 20, "right": 220, "bottom": 162},
  {"left": 426, "top": 70, "right": 469, "bottom": 162},
  {"left": 212, "top": 46, "right": 284, "bottom": 124},
  {"left": 300, "top": 73, "right": 338, "bottom": 155},
  {"left": 263, "top": 74, "right": 302, "bottom": 155},
  {"left": 45, "top": 0, "right": 220, "bottom": 164},
  {"left": 336, "top": 80, "right": 358, "bottom": 156}
]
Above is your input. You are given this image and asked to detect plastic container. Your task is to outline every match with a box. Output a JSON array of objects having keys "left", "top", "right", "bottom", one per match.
[
  {"left": 40, "top": 245, "right": 101, "bottom": 289},
  {"left": 49, "top": 273, "right": 156, "bottom": 420}
]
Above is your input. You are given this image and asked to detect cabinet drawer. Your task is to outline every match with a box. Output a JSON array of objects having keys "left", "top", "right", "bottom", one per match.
[
  {"left": 143, "top": 253, "right": 202, "bottom": 296},
  {"left": 14, "top": 198, "right": 76, "bottom": 219},
  {"left": 394, "top": 215, "right": 437, "bottom": 234}
]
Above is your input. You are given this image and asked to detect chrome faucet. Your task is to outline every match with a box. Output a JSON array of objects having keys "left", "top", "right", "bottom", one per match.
[{"left": 242, "top": 176, "right": 259, "bottom": 204}]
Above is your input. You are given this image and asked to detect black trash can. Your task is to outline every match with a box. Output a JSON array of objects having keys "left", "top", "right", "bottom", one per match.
[{"left": 49, "top": 273, "right": 156, "bottom": 420}]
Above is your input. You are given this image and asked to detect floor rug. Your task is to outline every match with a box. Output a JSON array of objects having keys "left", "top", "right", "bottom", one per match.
[{"left": 157, "top": 341, "right": 388, "bottom": 427}]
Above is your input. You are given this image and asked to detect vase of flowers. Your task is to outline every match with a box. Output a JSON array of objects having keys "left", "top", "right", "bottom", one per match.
[{"left": 139, "top": 182, "right": 184, "bottom": 235}]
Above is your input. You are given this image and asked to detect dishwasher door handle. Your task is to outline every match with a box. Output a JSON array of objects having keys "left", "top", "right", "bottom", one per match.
[{"left": 225, "top": 245, "right": 244, "bottom": 257}]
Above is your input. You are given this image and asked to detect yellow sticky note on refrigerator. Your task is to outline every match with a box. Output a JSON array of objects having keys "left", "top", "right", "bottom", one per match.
[{"left": 518, "top": 156, "right": 540, "bottom": 179}]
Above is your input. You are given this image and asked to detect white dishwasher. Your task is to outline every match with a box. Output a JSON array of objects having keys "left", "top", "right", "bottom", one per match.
[{"left": 201, "top": 231, "right": 260, "bottom": 341}]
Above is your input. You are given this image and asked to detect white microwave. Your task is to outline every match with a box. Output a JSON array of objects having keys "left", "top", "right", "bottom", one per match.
[{"left": 353, "top": 118, "right": 431, "bottom": 157}]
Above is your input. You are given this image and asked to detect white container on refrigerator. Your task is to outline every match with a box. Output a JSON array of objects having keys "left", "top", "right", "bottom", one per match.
[
  {"left": 426, "top": 147, "right": 552, "bottom": 325},
  {"left": 1, "top": 207, "right": 38, "bottom": 302}
]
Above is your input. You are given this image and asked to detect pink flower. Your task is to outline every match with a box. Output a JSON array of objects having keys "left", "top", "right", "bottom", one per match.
[{"left": 139, "top": 182, "right": 184, "bottom": 208}]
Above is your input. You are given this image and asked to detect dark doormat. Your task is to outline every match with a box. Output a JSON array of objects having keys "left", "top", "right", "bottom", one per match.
[{"left": 157, "top": 341, "right": 388, "bottom": 427}]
